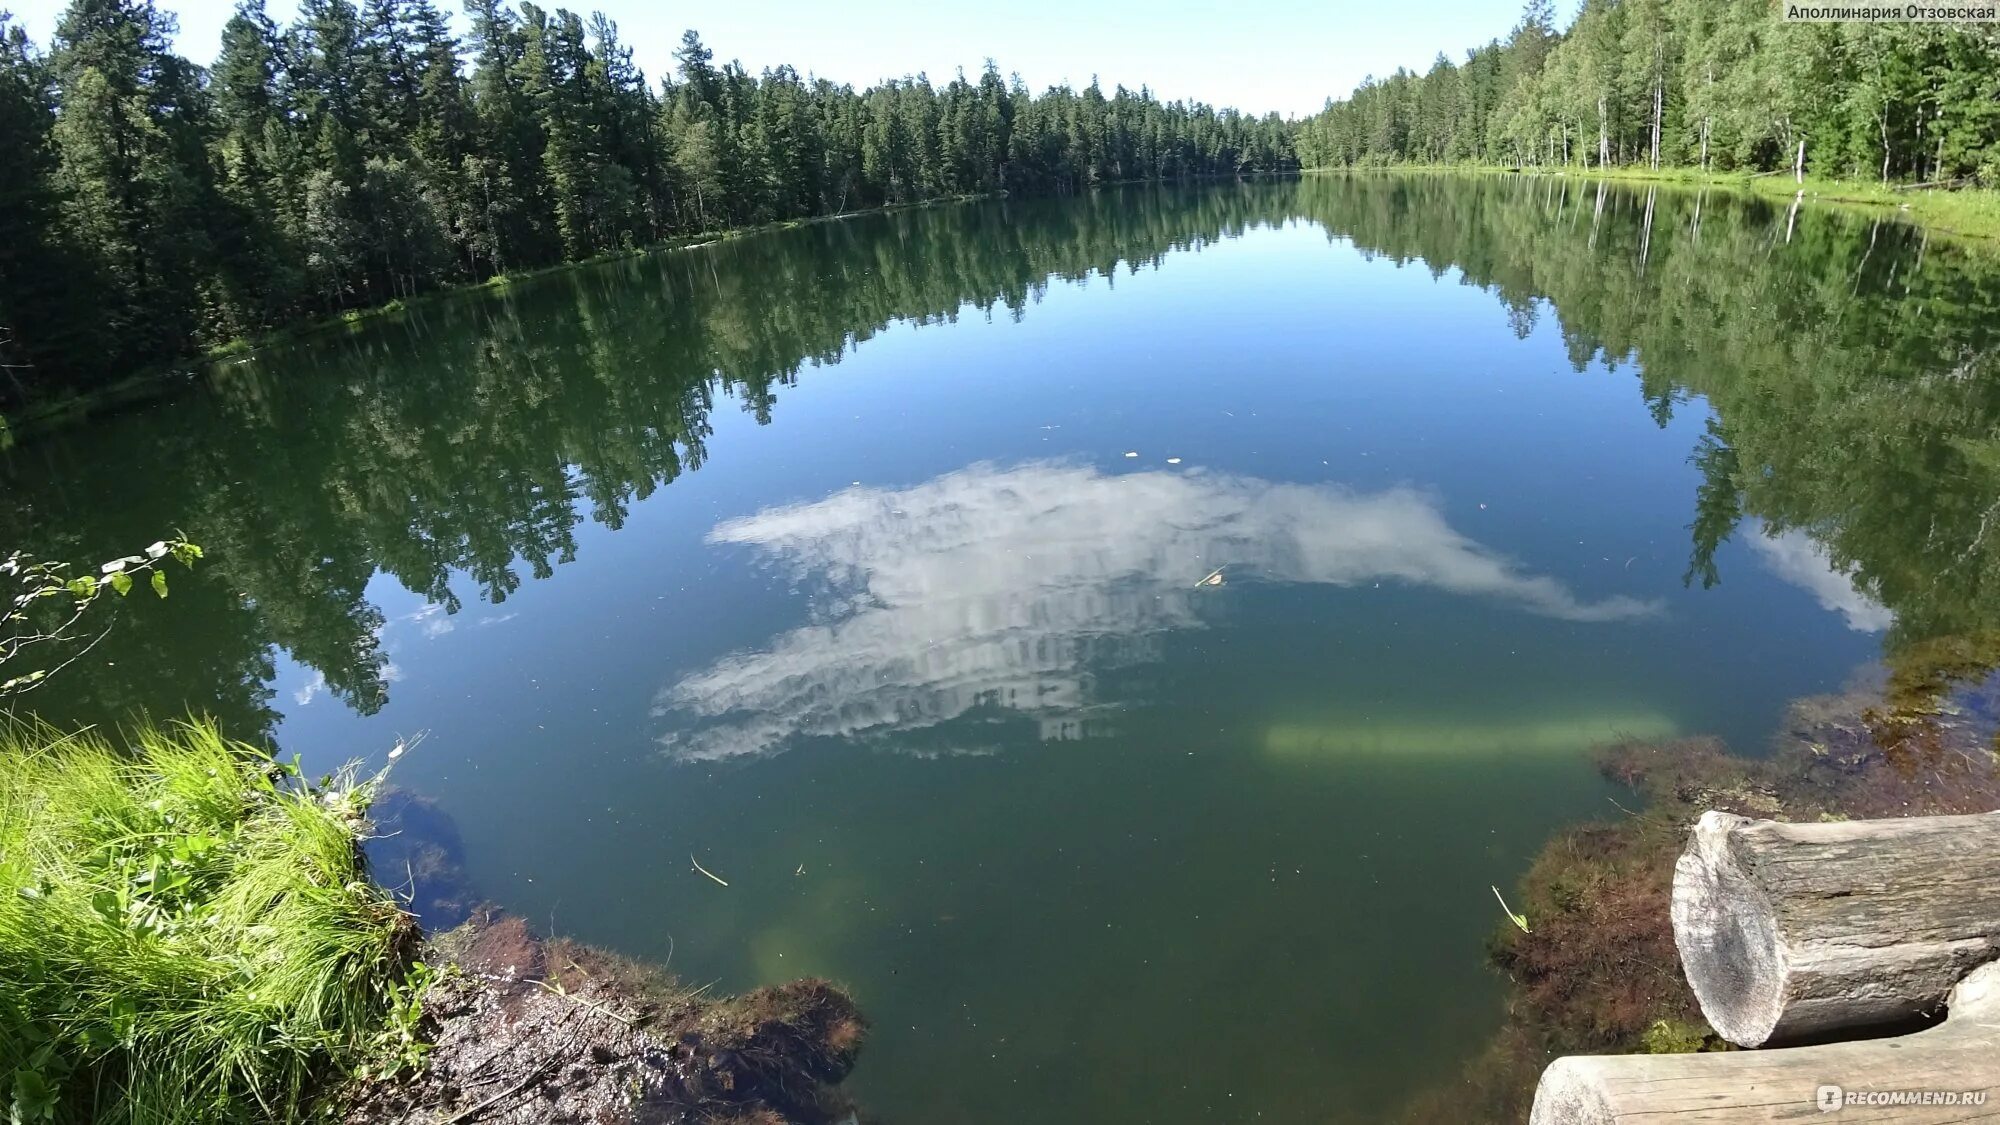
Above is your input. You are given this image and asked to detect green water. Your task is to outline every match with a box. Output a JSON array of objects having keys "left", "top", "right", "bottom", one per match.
[{"left": 6, "top": 174, "right": 2000, "bottom": 1122}]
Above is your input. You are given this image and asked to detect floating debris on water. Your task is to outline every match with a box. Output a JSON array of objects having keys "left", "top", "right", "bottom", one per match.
[{"left": 690, "top": 853, "right": 730, "bottom": 887}]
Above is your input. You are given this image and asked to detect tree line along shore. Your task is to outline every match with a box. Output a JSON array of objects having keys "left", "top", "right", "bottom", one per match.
[
  {"left": 3, "top": 0, "right": 1998, "bottom": 423},
  {"left": 0, "top": 0, "right": 1296, "bottom": 414},
  {"left": 1294, "top": 0, "right": 2000, "bottom": 186}
]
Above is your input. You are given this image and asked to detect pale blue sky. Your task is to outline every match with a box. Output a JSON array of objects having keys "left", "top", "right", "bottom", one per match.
[{"left": 3, "top": 0, "right": 1535, "bottom": 118}]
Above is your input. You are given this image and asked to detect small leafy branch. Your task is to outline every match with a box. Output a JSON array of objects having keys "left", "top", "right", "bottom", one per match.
[{"left": 1, "top": 536, "right": 202, "bottom": 696}]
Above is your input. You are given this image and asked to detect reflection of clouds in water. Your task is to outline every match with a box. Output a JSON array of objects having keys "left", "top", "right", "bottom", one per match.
[
  {"left": 294, "top": 670, "right": 328, "bottom": 707},
  {"left": 408, "top": 602, "right": 455, "bottom": 637},
  {"left": 655, "top": 462, "right": 1659, "bottom": 761},
  {"left": 1748, "top": 525, "right": 1892, "bottom": 633}
]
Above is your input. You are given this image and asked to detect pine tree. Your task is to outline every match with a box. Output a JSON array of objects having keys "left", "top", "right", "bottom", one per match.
[
  {"left": 0, "top": 15, "right": 96, "bottom": 398},
  {"left": 48, "top": 0, "right": 214, "bottom": 360}
]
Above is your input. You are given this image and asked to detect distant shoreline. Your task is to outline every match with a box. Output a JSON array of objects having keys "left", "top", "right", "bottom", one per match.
[
  {"left": 9, "top": 165, "right": 1990, "bottom": 448},
  {"left": 1301, "top": 163, "right": 2000, "bottom": 241},
  {"left": 2, "top": 193, "right": 994, "bottom": 446}
]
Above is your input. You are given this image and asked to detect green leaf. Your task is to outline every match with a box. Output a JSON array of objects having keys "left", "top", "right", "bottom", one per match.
[
  {"left": 150, "top": 571, "right": 168, "bottom": 599},
  {"left": 64, "top": 576, "right": 97, "bottom": 599},
  {"left": 109, "top": 572, "right": 133, "bottom": 597},
  {"left": 89, "top": 890, "right": 122, "bottom": 923},
  {"left": 12, "top": 1067, "right": 59, "bottom": 1122}
]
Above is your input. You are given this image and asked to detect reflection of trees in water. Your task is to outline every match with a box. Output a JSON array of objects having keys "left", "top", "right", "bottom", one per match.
[
  {"left": 2, "top": 176, "right": 1997, "bottom": 743},
  {"left": 0, "top": 185, "right": 1320, "bottom": 734},
  {"left": 653, "top": 463, "right": 1659, "bottom": 760},
  {"left": 1292, "top": 175, "right": 2000, "bottom": 745}
]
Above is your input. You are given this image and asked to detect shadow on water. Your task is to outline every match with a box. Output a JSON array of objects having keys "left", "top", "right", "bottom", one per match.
[
  {"left": 365, "top": 788, "right": 477, "bottom": 932},
  {"left": 2, "top": 174, "right": 2000, "bottom": 1122}
]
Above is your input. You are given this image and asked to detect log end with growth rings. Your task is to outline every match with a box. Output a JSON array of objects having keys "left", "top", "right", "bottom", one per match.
[
  {"left": 1671, "top": 810, "right": 1787, "bottom": 1047},
  {"left": 1527, "top": 1056, "right": 1615, "bottom": 1125}
]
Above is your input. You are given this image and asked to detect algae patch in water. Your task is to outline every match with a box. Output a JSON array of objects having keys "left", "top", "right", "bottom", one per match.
[{"left": 1260, "top": 710, "right": 1678, "bottom": 759}]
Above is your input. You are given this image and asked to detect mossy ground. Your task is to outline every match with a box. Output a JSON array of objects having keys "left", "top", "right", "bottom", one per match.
[{"left": 1400, "top": 669, "right": 2000, "bottom": 1122}]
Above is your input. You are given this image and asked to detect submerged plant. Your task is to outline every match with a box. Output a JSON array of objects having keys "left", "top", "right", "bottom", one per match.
[{"left": 0, "top": 718, "right": 421, "bottom": 1124}]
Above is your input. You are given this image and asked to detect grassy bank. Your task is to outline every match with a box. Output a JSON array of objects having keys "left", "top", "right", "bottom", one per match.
[
  {"left": 0, "top": 719, "right": 420, "bottom": 1124},
  {"left": 1306, "top": 163, "right": 2000, "bottom": 241},
  {"left": 0, "top": 715, "right": 877, "bottom": 1125}
]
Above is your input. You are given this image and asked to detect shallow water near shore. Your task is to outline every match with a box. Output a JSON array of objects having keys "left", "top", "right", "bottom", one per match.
[{"left": 7, "top": 174, "right": 1999, "bottom": 1122}]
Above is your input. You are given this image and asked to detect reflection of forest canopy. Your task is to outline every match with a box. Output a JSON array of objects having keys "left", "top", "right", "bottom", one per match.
[
  {"left": 1295, "top": 176, "right": 2000, "bottom": 648},
  {"left": 2, "top": 176, "right": 1997, "bottom": 736},
  {"left": 1287, "top": 174, "right": 2000, "bottom": 712}
]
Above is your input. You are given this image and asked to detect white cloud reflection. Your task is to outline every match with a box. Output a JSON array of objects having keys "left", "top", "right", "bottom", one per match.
[
  {"left": 1747, "top": 525, "right": 1893, "bottom": 633},
  {"left": 293, "top": 670, "right": 328, "bottom": 707},
  {"left": 654, "top": 462, "right": 1658, "bottom": 760}
]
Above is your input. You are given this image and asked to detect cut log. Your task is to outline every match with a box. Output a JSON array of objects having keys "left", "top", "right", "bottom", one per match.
[
  {"left": 1671, "top": 809, "right": 2000, "bottom": 1047},
  {"left": 1530, "top": 960, "right": 2000, "bottom": 1124}
]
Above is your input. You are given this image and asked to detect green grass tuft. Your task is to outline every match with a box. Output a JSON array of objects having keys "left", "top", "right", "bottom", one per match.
[{"left": 0, "top": 719, "right": 418, "bottom": 1124}]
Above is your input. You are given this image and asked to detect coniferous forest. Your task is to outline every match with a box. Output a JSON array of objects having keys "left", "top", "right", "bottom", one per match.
[
  {"left": 4, "top": 0, "right": 2000, "bottom": 413},
  {"left": 0, "top": 0, "right": 1298, "bottom": 406},
  {"left": 1295, "top": 0, "right": 2000, "bottom": 180}
]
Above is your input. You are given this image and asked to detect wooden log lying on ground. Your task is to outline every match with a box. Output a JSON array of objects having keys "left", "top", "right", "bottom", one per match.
[
  {"left": 1671, "top": 809, "right": 2000, "bottom": 1047},
  {"left": 1530, "top": 960, "right": 2000, "bottom": 1124}
]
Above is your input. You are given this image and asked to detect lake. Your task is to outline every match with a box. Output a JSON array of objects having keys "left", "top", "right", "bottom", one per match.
[{"left": 6, "top": 173, "right": 1999, "bottom": 1122}]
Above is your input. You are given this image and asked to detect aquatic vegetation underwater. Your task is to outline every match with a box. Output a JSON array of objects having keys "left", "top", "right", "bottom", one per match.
[
  {"left": 1260, "top": 711, "right": 1678, "bottom": 759},
  {"left": 0, "top": 719, "right": 419, "bottom": 1124}
]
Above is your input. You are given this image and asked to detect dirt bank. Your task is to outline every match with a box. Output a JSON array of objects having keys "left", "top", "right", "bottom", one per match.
[{"left": 340, "top": 911, "right": 867, "bottom": 1124}]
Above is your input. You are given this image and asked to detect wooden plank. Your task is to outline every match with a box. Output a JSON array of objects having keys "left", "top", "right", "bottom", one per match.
[{"left": 1531, "top": 961, "right": 2000, "bottom": 1123}]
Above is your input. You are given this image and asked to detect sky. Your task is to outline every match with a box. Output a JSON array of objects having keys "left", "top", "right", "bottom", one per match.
[{"left": 2, "top": 0, "right": 1532, "bottom": 118}]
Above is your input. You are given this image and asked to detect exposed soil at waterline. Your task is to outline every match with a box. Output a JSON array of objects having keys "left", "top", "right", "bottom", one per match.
[{"left": 340, "top": 911, "right": 867, "bottom": 1125}]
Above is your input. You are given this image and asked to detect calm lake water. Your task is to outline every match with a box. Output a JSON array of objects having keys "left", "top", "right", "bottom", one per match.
[{"left": 7, "top": 174, "right": 2000, "bottom": 1122}]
